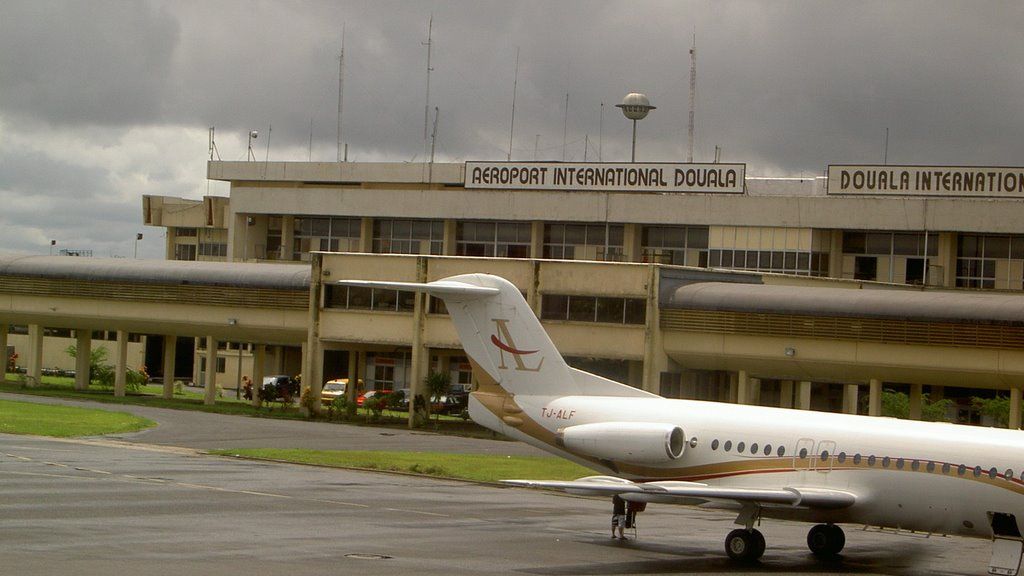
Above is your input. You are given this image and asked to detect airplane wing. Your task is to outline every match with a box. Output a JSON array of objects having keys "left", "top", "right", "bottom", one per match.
[{"left": 502, "top": 476, "right": 856, "bottom": 509}]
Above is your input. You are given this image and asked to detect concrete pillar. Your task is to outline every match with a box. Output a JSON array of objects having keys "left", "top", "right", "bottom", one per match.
[
  {"left": 1010, "top": 387, "right": 1022, "bottom": 430},
  {"left": 737, "top": 371, "right": 750, "bottom": 405},
  {"left": 842, "top": 383, "right": 859, "bottom": 415},
  {"left": 869, "top": 378, "right": 882, "bottom": 416},
  {"left": 828, "top": 229, "right": 843, "bottom": 279},
  {"left": 165, "top": 228, "right": 177, "bottom": 260},
  {"left": 192, "top": 337, "right": 201, "bottom": 387},
  {"left": 443, "top": 219, "right": 458, "bottom": 255},
  {"left": 529, "top": 221, "right": 544, "bottom": 259},
  {"left": 114, "top": 330, "right": 128, "bottom": 397},
  {"left": 281, "top": 216, "right": 296, "bottom": 260},
  {"left": 204, "top": 336, "right": 218, "bottom": 405},
  {"left": 251, "top": 344, "right": 265, "bottom": 407},
  {"left": 909, "top": 383, "right": 923, "bottom": 420},
  {"left": 408, "top": 256, "right": 429, "bottom": 428},
  {"left": 627, "top": 360, "right": 644, "bottom": 388},
  {"left": 346, "top": 349, "right": 360, "bottom": 403},
  {"left": 728, "top": 372, "right": 739, "bottom": 403},
  {"left": 359, "top": 217, "right": 374, "bottom": 253},
  {"left": 640, "top": 265, "right": 667, "bottom": 394},
  {"left": 303, "top": 252, "right": 325, "bottom": 414},
  {"left": 779, "top": 380, "right": 794, "bottom": 409},
  {"left": 0, "top": 324, "right": 8, "bottom": 376},
  {"left": 75, "top": 331, "right": 91, "bottom": 390},
  {"left": 622, "top": 223, "right": 642, "bottom": 263},
  {"left": 939, "top": 232, "right": 957, "bottom": 288},
  {"left": 27, "top": 324, "right": 43, "bottom": 384},
  {"left": 797, "top": 381, "right": 812, "bottom": 410},
  {"left": 162, "top": 336, "right": 176, "bottom": 399},
  {"left": 749, "top": 377, "right": 761, "bottom": 406}
]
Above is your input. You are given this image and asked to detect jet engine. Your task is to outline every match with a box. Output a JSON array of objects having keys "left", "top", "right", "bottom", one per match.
[{"left": 555, "top": 422, "right": 686, "bottom": 466}]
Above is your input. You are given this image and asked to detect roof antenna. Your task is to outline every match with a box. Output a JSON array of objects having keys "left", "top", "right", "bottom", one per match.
[
  {"left": 507, "top": 47, "right": 519, "bottom": 161},
  {"left": 422, "top": 14, "right": 434, "bottom": 162},
  {"left": 337, "top": 24, "right": 346, "bottom": 162},
  {"left": 687, "top": 31, "right": 696, "bottom": 162}
]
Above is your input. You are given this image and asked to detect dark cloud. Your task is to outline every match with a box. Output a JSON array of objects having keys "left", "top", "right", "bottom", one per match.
[{"left": 1, "top": 1, "right": 1023, "bottom": 257}]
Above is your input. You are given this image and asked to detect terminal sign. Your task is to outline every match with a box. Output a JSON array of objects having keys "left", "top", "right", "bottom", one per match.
[
  {"left": 828, "top": 165, "right": 1024, "bottom": 197},
  {"left": 465, "top": 162, "right": 745, "bottom": 194}
]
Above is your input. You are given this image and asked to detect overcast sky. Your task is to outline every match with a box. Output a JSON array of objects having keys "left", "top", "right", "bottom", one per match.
[{"left": 1, "top": 1, "right": 1022, "bottom": 258}]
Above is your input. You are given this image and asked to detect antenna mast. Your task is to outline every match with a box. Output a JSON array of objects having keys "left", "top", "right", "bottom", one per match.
[
  {"left": 562, "top": 92, "right": 569, "bottom": 161},
  {"left": 422, "top": 14, "right": 434, "bottom": 160},
  {"left": 337, "top": 24, "right": 346, "bottom": 162},
  {"left": 687, "top": 33, "right": 696, "bottom": 163},
  {"left": 507, "top": 47, "right": 519, "bottom": 161}
]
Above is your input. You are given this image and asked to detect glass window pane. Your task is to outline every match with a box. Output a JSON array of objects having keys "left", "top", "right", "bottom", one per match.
[
  {"left": 411, "top": 220, "right": 431, "bottom": 238},
  {"left": 984, "top": 236, "right": 1011, "bottom": 259},
  {"left": 544, "top": 224, "right": 562, "bottom": 243},
  {"left": 893, "top": 233, "right": 920, "bottom": 255},
  {"left": 865, "top": 233, "right": 891, "bottom": 254},
  {"left": 1011, "top": 237, "right": 1024, "bottom": 259},
  {"left": 784, "top": 252, "right": 797, "bottom": 269},
  {"left": 310, "top": 218, "right": 330, "bottom": 236},
  {"left": 687, "top": 227, "right": 709, "bottom": 249},
  {"left": 959, "top": 235, "right": 979, "bottom": 257},
  {"left": 624, "top": 299, "right": 647, "bottom": 324},
  {"left": 541, "top": 295, "right": 569, "bottom": 320},
  {"left": 373, "top": 289, "right": 397, "bottom": 311},
  {"left": 607, "top": 225, "right": 624, "bottom": 246},
  {"left": 567, "top": 296, "right": 596, "bottom": 322},
  {"left": 347, "top": 287, "right": 372, "bottom": 309},
  {"left": 595, "top": 298, "right": 625, "bottom": 323},
  {"left": 564, "top": 225, "right": 586, "bottom": 244},
  {"left": 842, "top": 232, "right": 866, "bottom": 254},
  {"left": 397, "top": 290, "right": 416, "bottom": 311}
]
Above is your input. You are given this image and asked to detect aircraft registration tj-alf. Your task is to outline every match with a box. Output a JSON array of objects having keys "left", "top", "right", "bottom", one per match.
[{"left": 341, "top": 273, "right": 1024, "bottom": 575}]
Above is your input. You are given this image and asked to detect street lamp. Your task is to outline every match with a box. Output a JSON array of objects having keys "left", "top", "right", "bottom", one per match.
[
  {"left": 134, "top": 233, "right": 143, "bottom": 258},
  {"left": 616, "top": 92, "right": 655, "bottom": 162}
]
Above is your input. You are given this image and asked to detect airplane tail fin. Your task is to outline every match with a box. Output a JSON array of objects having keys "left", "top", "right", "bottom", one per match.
[{"left": 338, "top": 274, "right": 578, "bottom": 397}]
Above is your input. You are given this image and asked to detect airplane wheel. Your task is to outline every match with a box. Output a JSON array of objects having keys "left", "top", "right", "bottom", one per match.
[
  {"left": 807, "top": 523, "right": 845, "bottom": 558},
  {"left": 725, "top": 528, "right": 765, "bottom": 561}
]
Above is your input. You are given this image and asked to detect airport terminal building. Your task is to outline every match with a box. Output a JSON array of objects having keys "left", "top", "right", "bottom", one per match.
[
  {"left": 6, "top": 160, "right": 1024, "bottom": 426},
  {"left": 123, "top": 160, "right": 1024, "bottom": 425}
]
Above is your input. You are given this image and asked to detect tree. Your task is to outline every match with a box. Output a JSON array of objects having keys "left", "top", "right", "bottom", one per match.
[
  {"left": 423, "top": 371, "right": 451, "bottom": 421},
  {"left": 880, "top": 389, "right": 953, "bottom": 422},
  {"left": 972, "top": 396, "right": 1011, "bottom": 427}
]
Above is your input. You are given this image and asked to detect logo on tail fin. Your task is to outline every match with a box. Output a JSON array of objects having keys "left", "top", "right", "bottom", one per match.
[{"left": 491, "top": 318, "right": 544, "bottom": 372}]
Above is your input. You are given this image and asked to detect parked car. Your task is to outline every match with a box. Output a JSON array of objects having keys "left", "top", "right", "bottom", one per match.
[
  {"left": 356, "top": 389, "right": 392, "bottom": 407},
  {"left": 321, "top": 379, "right": 348, "bottom": 404},
  {"left": 261, "top": 375, "right": 298, "bottom": 399}
]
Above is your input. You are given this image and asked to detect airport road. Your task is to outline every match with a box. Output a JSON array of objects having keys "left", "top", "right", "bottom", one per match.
[
  {"left": 0, "top": 433, "right": 991, "bottom": 576},
  {"left": 0, "top": 391, "right": 548, "bottom": 456}
]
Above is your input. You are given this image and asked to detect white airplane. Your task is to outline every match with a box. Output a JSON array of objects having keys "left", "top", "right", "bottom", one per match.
[{"left": 341, "top": 273, "right": 1024, "bottom": 574}]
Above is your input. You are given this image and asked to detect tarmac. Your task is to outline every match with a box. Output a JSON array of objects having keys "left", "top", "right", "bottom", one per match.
[{"left": 0, "top": 392, "right": 995, "bottom": 575}]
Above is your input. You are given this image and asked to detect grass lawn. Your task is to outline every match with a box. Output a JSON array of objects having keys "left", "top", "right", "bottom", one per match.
[
  {"left": 0, "top": 398, "right": 155, "bottom": 437},
  {"left": 0, "top": 372, "right": 506, "bottom": 439},
  {"left": 211, "top": 448, "right": 592, "bottom": 483}
]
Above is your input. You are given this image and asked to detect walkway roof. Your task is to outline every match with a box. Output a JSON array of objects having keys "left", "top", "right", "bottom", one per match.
[
  {"left": 668, "top": 282, "right": 1024, "bottom": 326},
  {"left": 0, "top": 255, "right": 310, "bottom": 291}
]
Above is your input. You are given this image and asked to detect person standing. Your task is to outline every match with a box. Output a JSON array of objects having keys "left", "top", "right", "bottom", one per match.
[{"left": 611, "top": 495, "right": 627, "bottom": 539}]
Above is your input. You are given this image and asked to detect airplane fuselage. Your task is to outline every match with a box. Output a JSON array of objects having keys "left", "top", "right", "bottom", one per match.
[{"left": 473, "top": 393, "right": 1024, "bottom": 539}]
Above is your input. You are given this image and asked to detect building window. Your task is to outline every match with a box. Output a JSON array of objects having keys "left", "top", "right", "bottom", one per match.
[
  {"left": 844, "top": 231, "right": 938, "bottom": 284},
  {"left": 293, "top": 217, "right": 361, "bottom": 261},
  {"left": 373, "top": 219, "right": 444, "bottom": 255},
  {"left": 641, "top": 225, "right": 709, "bottom": 266},
  {"left": 198, "top": 242, "right": 227, "bottom": 257},
  {"left": 266, "top": 216, "right": 283, "bottom": 260},
  {"left": 544, "top": 223, "right": 625, "bottom": 262},
  {"left": 957, "top": 234, "right": 1024, "bottom": 289},
  {"left": 456, "top": 221, "right": 531, "bottom": 258},
  {"left": 324, "top": 285, "right": 415, "bottom": 313},
  {"left": 541, "top": 294, "right": 646, "bottom": 325},
  {"left": 176, "top": 227, "right": 197, "bottom": 237},
  {"left": 174, "top": 244, "right": 197, "bottom": 261}
]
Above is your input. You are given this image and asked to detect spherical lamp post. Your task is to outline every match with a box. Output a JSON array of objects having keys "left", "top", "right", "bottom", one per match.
[{"left": 616, "top": 93, "right": 656, "bottom": 162}]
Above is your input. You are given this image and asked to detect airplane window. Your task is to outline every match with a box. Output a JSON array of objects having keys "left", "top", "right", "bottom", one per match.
[
  {"left": 799, "top": 448, "right": 808, "bottom": 459},
  {"left": 838, "top": 452, "right": 847, "bottom": 463},
  {"left": 763, "top": 444, "right": 772, "bottom": 456},
  {"left": 1007, "top": 469, "right": 1015, "bottom": 480},
  {"left": 896, "top": 458, "right": 904, "bottom": 470},
  {"left": 882, "top": 456, "right": 891, "bottom": 468},
  {"left": 958, "top": 464, "right": 966, "bottom": 475},
  {"left": 911, "top": 460, "right": 920, "bottom": 471},
  {"left": 750, "top": 443, "right": 758, "bottom": 455},
  {"left": 942, "top": 463, "right": 950, "bottom": 474},
  {"left": 868, "top": 455, "right": 877, "bottom": 466},
  {"left": 711, "top": 439, "right": 720, "bottom": 450},
  {"left": 989, "top": 468, "right": 998, "bottom": 479},
  {"left": 926, "top": 461, "right": 935, "bottom": 473},
  {"left": 821, "top": 450, "right": 830, "bottom": 461},
  {"left": 777, "top": 446, "right": 785, "bottom": 457},
  {"left": 737, "top": 442, "right": 746, "bottom": 453},
  {"left": 853, "top": 453, "right": 862, "bottom": 465},
  {"left": 724, "top": 441, "right": 732, "bottom": 452},
  {"left": 973, "top": 466, "right": 982, "bottom": 477}
]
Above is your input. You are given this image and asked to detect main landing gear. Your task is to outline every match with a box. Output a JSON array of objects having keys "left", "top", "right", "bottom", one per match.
[
  {"left": 807, "top": 523, "right": 845, "bottom": 558},
  {"left": 725, "top": 528, "right": 765, "bottom": 561}
]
